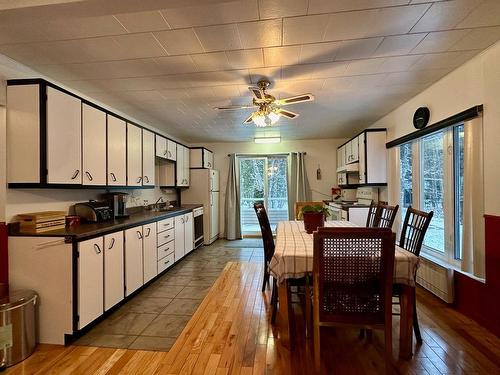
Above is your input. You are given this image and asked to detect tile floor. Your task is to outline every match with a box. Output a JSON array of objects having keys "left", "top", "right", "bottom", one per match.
[{"left": 74, "top": 240, "right": 264, "bottom": 351}]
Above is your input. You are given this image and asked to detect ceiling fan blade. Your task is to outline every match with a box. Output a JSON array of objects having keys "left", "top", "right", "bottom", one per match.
[
  {"left": 248, "top": 86, "right": 266, "bottom": 101},
  {"left": 277, "top": 108, "right": 299, "bottom": 119},
  {"left": 275, "top": 93, "right": 315, "bottom": 106},
  {"left": 243, "top": 114, "right": 254, "bottom": 124},
  {"left": 214, "top": 104, "right": 256, "bottom": 110}
]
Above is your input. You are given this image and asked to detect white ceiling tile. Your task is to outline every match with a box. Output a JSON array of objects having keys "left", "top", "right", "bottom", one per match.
[
  {"left": 264, "top": 46, "right": 301, "bottom": 66},
  {"left": 411, "top": 0, "right": 483, "bottom": 32},
  {"left": 449, "top": 26, "right": 500, "bottom": 51},
  {"left": 161, "top": 1, "right": 259, "bottom": 28},
  {"left": 249, "top": 67, "right": 282, "bottom": 83},
  {"left": 410, "top": 50, "right": 480, "bottom": 70},
  {"left": 457, "top": 0, "right": 500, "bottom": 28},
  {"left": 345, "top": 58, "right": 385, "bottom": 75},
  {"left": 237, "top": 19, "right": 282, "bottom": 49},
  {"left": 112, "top": 33, "right": 167, "bottom": 59},
  {"left": 336, "top": 37, "right": 384, "bottom": 60},
  {"left": 323, "top": 5, "right": 429, "bottom": 41},
  {"left": 42, "top": 15, "right": 127, "bottom": 40},
  {"left": 258, "top": 0, "right": 308, "bottom": 19},
  {"left": 154, "top": 29, "right": 204, "bottom": 55},
  {"left": 310, "top": 61, "right": 349, "bottom": 78},
  {"left": 299, "top": 41, "right": 343, "bottom": 63},
  {"left": 191, "top": 52, "right": 231, "bottom": 71},
  {"left": 283, "top": 14, "right": 331, "bottom": 45},
  {"left": 114, "top": 11, "right": 170, "bottom": 33},
  {"left": 411, "top": 29, "right": 471, "bottom": 54},
  {"left": 377, "top": 55, "right": 423, "bottom": 72},
  {"left": 226, "top": 49, "right": 264, "bottom": 69},
  {"left": 308, "top": 0, "right": 411, "bottom": 14},
  {"left": 281, "top": 64, "right": 317, "bottom": 80},
  {"left": 379, "top": 68, "right": 452, "bottom": 86},
  {"left": 153, "top": 55, "right": 199, "bottom": 74},
  {"left": 373, "top": 34, "right": 426, "bottom": 57},
  {"left": 195, "top": 24, "right": 242, "bottom": 52}
]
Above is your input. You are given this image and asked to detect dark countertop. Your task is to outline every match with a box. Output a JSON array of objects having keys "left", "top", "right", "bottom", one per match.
[{"left": 9, "top": 204, "right": 203, "bottom": 241}]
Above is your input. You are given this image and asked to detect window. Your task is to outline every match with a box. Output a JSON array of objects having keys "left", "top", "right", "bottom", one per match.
[
  {"left": 399, "top": 142, "right": 413, "bottom": 224},
  {"left": 399, "top": 124, "right": 464, "bottom": 264}
]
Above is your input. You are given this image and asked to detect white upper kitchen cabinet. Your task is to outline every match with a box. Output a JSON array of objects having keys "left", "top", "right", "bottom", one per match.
[
  {"left": 82, "top": 104, "right": 106, "bottom": 186},
  {"left": 127, "top": 123, "right": 143, "bottom": 186},
  {"left": 124, "top": 226, "right": 144, "bottom": 296},
  {"left": 142, "top": 129, "right": 155, "bottom": 186},
  {"left": 77, "top": 237, "right": 104, "bottom": 329},
  {"left": 155, "top": 135, "right": 167, "bottom": 159},
  {"left": 183, "top": 146, "right": 190, "bottom": 186},
  {"left": 190, "top": 147, "right": 213, "bottom": 169},
  {"left": 176, "top": 144, "right": 187, "bottom": 187},
  {"left": 107, "top": 115, "right": 127, "bottom": 186},
  {"left": 104, "top": 232, "right": 124, "bottom": 311},
  {"left": 143, "top": 223, "right": 157, "bottom": 283},
  {"left": 167, "top": 140, "right": 177, "bottom": 161},
  {"left": 46, "top": 86, "right": 82, "bottom": 184}
]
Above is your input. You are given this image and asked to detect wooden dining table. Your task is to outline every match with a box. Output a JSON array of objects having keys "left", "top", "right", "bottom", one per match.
[{"left": 268, "top": 220, "right": 419, "bottom": 359}]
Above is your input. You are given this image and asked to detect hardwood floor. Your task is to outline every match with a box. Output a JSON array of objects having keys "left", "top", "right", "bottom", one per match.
[{"left": 5, "top": 260, "right": 500, "bottom": 374}]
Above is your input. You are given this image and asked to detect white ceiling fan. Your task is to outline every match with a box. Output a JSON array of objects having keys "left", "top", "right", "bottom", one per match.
[{"left": 214, "top": 79, "right": 315, "bottom": 127}]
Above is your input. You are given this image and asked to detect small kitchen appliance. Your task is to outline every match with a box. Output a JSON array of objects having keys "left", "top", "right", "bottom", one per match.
[
  {"left": 74, "top": 201, "right": 113, "bottom": 223},
  {"left": 103, "top": 192, "right": 129, "bottom": 218},
  {"left": 340, "top": 188, "right": 357, "bottom": 202}
]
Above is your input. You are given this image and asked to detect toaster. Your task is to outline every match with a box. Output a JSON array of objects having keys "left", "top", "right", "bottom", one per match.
[{"left": 74, "top": 201, "right": 113, "bottom": 223}]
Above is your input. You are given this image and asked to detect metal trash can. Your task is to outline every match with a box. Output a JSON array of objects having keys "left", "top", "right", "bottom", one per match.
[{"left": 0, "top": 290, "right": 37, "bottom": 369}]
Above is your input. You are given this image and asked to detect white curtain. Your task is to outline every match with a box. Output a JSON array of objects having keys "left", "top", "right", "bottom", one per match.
[
  {"left": 225, "top": 154, "right": 242, "bottom": 240},
  {"left": 287, "top": 152, "right": 311, "bottom": 219},
  {"left": 461, "top": 118, "right": 485, "bottom": 278}
]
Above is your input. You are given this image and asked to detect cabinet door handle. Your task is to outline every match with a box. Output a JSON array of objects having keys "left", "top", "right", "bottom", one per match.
[
  {"left": 85, "top": 171, "right": 93, "bottom": 181},
  {"left": 185, "top": 216, "right": 188, "bottom": 222},
  {"left": 164, "top": 234, "right": 170, "bottom": 239},
  {"left": 110, "top": 172, "right": 117, "bottom": 182},
  {"left": 164, "top": 150, "right": 168, "bottom": 156},
  {"left": 108, "top": 238, "right": 115, "bottom": 249},
  {"left": 145, "top": 227, "right": 151, "bottom": 237},
  {"left": 181, "top": 218, "right": 185, "bottom": 224},
  {"left": 71, "top": 170, "right": 80, "bottom": 180},
  {"left": 93, "top": 243, "right": 102, "bottom": 254},
  {"left": 137, "top": 176, "right": 142, "bottom": 183},
  {"left": 144, "top": 176, "right": 149, "bottom": 183},
  {"left": 164, "top": 260, "right": 170, "bottom": 265},
  {"left": 136, "top": 231, "right": 143, "bottom": 239}
]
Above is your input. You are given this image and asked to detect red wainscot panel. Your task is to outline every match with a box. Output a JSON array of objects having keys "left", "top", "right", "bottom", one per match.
[{"left": 454, "top": 214, "right": 500, "bottom": 337}]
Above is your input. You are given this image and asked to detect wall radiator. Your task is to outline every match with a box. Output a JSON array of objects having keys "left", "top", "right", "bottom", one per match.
[{"left": 416, "top": 257, "right": 455, "bottom": 303}]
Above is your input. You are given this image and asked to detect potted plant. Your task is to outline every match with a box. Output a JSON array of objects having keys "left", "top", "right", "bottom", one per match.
[{"left": 299, "top": 204, "right": 330, "bottom": 234}]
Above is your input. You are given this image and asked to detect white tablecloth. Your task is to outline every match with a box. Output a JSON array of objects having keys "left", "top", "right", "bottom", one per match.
[{"left": 269, "top": 221, "right": 419, "bottom": 286}]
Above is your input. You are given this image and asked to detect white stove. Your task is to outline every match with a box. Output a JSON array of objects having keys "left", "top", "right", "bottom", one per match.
[{"left": 327, "top": 187, "right": 379, "bottom": 225}]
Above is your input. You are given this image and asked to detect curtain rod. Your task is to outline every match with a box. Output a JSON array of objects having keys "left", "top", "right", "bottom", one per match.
[
  {"left": 386, "top": 105, "right": 483, "bottom": 148},
  {"left": 227, "top": 152, "right": 306, "bottom": 157}
]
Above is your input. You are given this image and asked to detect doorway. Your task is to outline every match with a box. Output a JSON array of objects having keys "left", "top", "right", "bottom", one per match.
[{"left": 238, "top": 155, "right": 289, "bottom": 235}]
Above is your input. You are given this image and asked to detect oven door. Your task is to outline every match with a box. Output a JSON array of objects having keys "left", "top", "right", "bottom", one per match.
[{"left": 193, "top": 211, "right": 204, "bottom": 248}]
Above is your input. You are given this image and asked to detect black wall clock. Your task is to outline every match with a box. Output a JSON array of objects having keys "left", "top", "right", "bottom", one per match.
[{"left": 413, "top": 107, "right": 430, "bottom": 129}]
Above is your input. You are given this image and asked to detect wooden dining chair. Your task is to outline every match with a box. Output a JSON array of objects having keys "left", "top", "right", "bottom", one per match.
[
  {"left": 294, "top": 201, "right": 324, "bottom": 220},
  {"left": 394, "top": 206, "right": 434, "bottom": 344},
  {"left": 313, "top": 227, "right": 396, "bottom": 374},
  {"left": 253, "top": 202, "right": 278, "bottom": 323},
  {"left": 366, "top": 201, "right": 380, "bottom": 227},
  {"left": 377, "top": 203, "right": 399, "bottom": 229}
]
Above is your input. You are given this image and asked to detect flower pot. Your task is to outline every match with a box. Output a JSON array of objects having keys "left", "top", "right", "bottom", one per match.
[{"left": 303, "top": 212, "right": 325, "bottom": 234}]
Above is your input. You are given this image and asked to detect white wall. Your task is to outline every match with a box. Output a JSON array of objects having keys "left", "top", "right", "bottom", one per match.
[
  {"left": 371, "top": 41, "right": 500, "bottom": 216},
  {"left": 191, "top": 138, "right": 346, "bottom": 236}
]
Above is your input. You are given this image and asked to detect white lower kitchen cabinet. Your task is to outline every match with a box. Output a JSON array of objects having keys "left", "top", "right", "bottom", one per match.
[
  {"left": 143, "top": 223, "right": 158, "bottom": 283},
  {"left": 104, "top": 232, "right": 124, "bottom": 311},
  {"left": 77, "top": 237, "right": 104, "bottom": 330},
  {"left": 124, "top": 226, "right": 144, "bottom": 296},
  {"left": 184, "top": 212, "right": 194, "bottom": 254},
  {"left": 174, "top": 215, "right": 185, "bottom": 261}
]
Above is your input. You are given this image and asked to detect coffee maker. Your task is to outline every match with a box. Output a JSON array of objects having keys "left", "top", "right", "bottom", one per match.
[{"left": 104, "top": 192, "right": 129, "bottom": 218}]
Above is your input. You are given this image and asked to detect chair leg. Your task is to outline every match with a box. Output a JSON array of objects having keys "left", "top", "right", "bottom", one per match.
[
  {"left": 413, "top": 295, "right": 423, "bottom": 344},
  {"left": 384, "top": 323, "right": 393, "bottom": 375},
  {"left": 314, "top": 322, "right": 321, "bottom": 373},
  {"left": 262, "top": 260, "right": 269, "bottom": 292},
  {"left": 271, "top": 278, "right": 278, "bottom": 324}
]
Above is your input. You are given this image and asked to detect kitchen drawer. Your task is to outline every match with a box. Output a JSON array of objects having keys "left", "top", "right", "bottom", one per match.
[
  {"left": 157, "top": 240, "right": 174, "bottom": 260},
  {"left": 157, "top": 228, "right": 174, "bottom": 246},
  {"left": 157, "top": 217, "right": 174, "bottom": 233},
  {"left": 158, "top": 252, "right": 175, "bottom": 274}
]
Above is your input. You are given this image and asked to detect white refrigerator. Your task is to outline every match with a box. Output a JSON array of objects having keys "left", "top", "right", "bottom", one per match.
[{"left": 181, "top": 169, "right": 219, "bottom": 244}]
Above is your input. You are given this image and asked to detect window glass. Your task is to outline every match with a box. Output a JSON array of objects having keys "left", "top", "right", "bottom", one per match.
[
  {"left": 421, "top": 132, "right": 445, "bottom": 253},
  {"left": 454, "top": 125, "right": 464, "bottom": 259},
  {"left": 399, "top": 142, "right": 413, "bottom": 224}
]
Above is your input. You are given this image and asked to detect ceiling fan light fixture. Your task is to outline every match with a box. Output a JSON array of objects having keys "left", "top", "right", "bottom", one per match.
[{"left": 252, "top": 108, "right": 280, "bottom": 127}]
